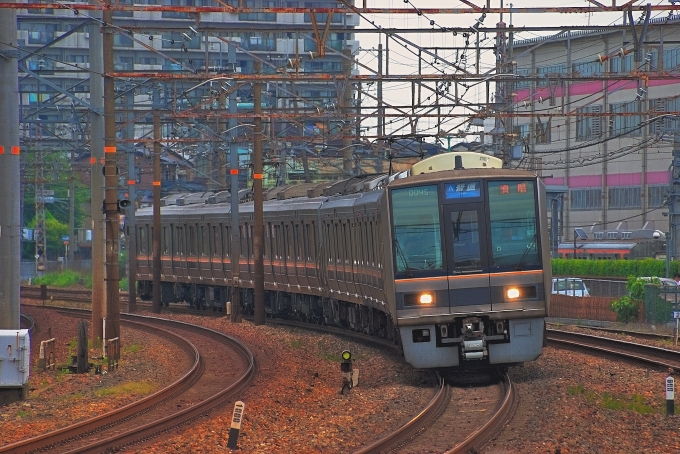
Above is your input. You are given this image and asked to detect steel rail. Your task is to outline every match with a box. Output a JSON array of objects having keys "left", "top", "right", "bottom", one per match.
[
  {"left": 0, "top": 315, "right": 202, "bottom": 454},
  {"left": 69, "top": 313, "right": 256, "bottom": 454},
  {"left": 446, "top": 373, "right": 516, "bottom": 454},
  {"left": 353, "top": 377, "right": 449, "bottom": 454},
  {"left": 547, "top": 328, "right": 680, "bottom": 370}
]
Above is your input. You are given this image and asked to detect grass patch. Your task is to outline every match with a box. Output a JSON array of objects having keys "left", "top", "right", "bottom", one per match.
[
  {"left": 567, "top": 385, "right": 656, "bottom": 414},
  {"left": 290, "top": 339, "right": 302, "bottom": 349},
  {"left": 123, "top": 343, "right": 144, "bottom": 354},
  {"left": 96, "top": 380, "right": 157, "bottom": 397},
  {"left": 16, "top": 409, "right": 31, "bottom": 419}
]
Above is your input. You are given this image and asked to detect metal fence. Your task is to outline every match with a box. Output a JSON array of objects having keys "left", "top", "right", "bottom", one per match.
[
  {"left": 21, "top": 260, "right": 92, "bottom": 281},
  {"left": 552, "top": 278, "right": 680, "bottom": 324}
]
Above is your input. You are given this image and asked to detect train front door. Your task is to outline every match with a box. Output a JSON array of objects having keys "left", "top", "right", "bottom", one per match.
[{"left": 442, "top": 203, "right": 491, "bottom": 312}]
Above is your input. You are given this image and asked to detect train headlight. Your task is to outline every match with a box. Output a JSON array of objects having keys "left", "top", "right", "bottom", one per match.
[
  {"left": 419, "top": 293, "right": 434, "bottom": 305},
  {"left": 506, "top": 287, "right": 520, "bottom": 299}
]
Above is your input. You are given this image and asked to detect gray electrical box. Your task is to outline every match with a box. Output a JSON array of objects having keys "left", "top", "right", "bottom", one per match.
[{"left": 0, "top": 330, "right": 30, "bottom": 387}]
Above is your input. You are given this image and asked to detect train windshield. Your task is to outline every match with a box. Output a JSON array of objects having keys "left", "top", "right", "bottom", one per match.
[
  {"left": 391, "top": 185, "right": 444, "bottom": 275},
  {"left": 488, "top": 180, "right": 539, "bottom": 269}
]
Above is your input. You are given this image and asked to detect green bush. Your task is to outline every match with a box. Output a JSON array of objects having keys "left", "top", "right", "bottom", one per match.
[
  {"left": 611, "top": 296, "right": 639, "bottom": 323},
  {"left": 32, "top": 270, "right": 81, "bottom": 288},
  {"left": 610, "top": 277, "right": 644, "bottom": 323},
  {"left": 552, "top": 258, "right": 680, "bottom": 278}
]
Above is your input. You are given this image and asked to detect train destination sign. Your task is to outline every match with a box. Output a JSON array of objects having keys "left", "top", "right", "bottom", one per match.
[{"left": 445, "top": 181, "right": 480, "bottom": 199}]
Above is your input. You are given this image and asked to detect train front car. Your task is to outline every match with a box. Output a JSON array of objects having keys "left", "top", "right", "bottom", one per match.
[{"left": 384, "top": 152, "right": 551, "bottom": 370}]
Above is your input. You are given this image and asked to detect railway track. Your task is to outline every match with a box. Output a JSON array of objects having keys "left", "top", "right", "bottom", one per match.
[
  {"left": 1, "top": 307, "right": 255, "bottom": 454},
  {"left": 547, "top": 328, "right": 680, "bottom": 370}
]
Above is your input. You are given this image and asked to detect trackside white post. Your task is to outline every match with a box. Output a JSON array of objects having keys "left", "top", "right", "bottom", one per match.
[
  {"left": 666, "top": 373, "right": 675, "bottom": 417},
  {"left": 227, "top": 401, "right": 245, "bottom": 449}
]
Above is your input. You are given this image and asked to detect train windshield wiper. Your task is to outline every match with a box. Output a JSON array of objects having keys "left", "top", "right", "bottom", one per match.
[
  {"left": 515, "top": 234, "right": 538, "bottom": 271},
  {"left": 394, "top": 239, "right": 414, "bottom": 277}
]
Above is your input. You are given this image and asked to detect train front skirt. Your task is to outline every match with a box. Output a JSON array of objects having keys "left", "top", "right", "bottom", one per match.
[{"left": 399, "top": 317, "right": 545, "bottom": 369}]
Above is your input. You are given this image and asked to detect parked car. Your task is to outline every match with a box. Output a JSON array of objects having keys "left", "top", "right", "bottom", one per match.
[
  {"left": 551, "top": 278, "right": 590, "bottom": 297},
  {"left": 640, "top": 277, "right": 678, "bottom": 287}
]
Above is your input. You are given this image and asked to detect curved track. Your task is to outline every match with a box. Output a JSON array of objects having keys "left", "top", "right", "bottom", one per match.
[
  {"left": 547, "top": 328, "right": 680, "bottom": 370},
  {"left": 2, "top": 308, "right": 255, "bottom": 454}
]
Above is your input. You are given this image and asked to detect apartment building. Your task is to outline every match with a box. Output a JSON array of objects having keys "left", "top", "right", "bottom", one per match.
[
  {"left": 17, "top": 1, "right": 359, "bottom": 192},
  {"left": 509, "top": 15, "right": 680, "bottom": 249}
]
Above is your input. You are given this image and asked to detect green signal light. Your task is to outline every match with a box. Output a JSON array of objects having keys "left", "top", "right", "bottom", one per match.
[{"left": 341, "top": 350, "right": 351, "bottom": 361}]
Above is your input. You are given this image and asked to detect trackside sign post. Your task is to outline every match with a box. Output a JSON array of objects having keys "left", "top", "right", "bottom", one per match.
[
  {"left": 227, "top": 401, "right": 245, "bottom": 449},
  {"left": 666, "top": 373, "right": 675, "bottom": 417}
]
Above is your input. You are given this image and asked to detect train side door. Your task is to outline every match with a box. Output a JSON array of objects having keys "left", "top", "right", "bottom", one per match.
[{"left": 442, "top": 203, "right": 492, "bottom": 312}]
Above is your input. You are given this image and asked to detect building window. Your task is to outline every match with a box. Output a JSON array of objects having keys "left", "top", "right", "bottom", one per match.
[
  {"left": 570, "top": 188, "right": 602, "bottom": 211},
  {"left": 513, "top": 123, "right": 529, "bottom": 141},
  {"left": 114, "top": 34, "right": 134, "bottom": 48},
  {"left": 514, "top": 68, "right": 531, "bottom": 89},
  {"left": 137, "top": 56, "right": 158, "bottom": 65},
  {"left": 304, "top": 2, "right": 343, "bottom": 23},
  {"left": 664, "top": 48, "right": 680, "bottom": 72},
  {"left": 573, "top": 60, "right": 601, "bottom": 77},
  {"left": 535, "top": 117, "right": 551, "bottom": 144},
  {"left": 649, "top": 185, "right": 669, "bottom": 208},
  {"left": 162, "top": 0, "right": 195, "bottom": 19},
  {"left": 162, "top": 32, "right": 200, "bottom": 49},
  {"left": 610, "top": 53, "right": 634, "bottom": 73},
  {"left": 536, "top": 64, "right": 566, "bottom": 86},
  {"left": 115, "top": 56, "right": 134, "bottom": 71},
  {"left": 608, "top": 186, "right": 641, "bottom": 209},
  {"left": 609, "top": 102, "right": 641, "bottom": 137},
  {"left": 576, "top": 105, "right": 602, "bottom": 141},
  {"left": 650, "top": 97, "right": 680, "bottom": 135},
  {"left": 239, "top": 0, "right": 277, "bottom": 21}
]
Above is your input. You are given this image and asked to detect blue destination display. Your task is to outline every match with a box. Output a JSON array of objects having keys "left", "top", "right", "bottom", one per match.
[{"left": 445, "top": 181, "right": 480, "bottom": 199}]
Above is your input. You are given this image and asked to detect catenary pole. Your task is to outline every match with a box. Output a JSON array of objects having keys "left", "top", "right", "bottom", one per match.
[{"left": 0, "top": 0, "right": 20, "bottom": 330}]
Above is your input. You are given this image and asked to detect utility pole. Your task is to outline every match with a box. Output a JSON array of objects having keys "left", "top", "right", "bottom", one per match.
[
  {"left": 103, "top": 2, "right": 121, "bottom": 343},
  {"left": 342, "top": 48, "right": 354, "bottom": 176},
  {"left": 0, "top": 0, "right": 20, "bottom": 330},
  {"left": 152, "top": 111, "right": 162, "bottom": 313},
  {"left": 228, "top": 43, "right": 241, "bottom": 322},
  {"left": 218, "top": 90, "right": 227, "bottom": 189},
  {"left": 126, "top": 88, "right": 137, "bottom": 313},
  {"left": 253, "top": 61, "right": 265, "bottom": 326},
  {"left": 90, "top": 4, "right": 105, "bottom": 345}
]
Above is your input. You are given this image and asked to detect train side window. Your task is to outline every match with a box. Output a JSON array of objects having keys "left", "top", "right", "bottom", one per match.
[
  {"left": 309, "top": 221, "right": 317, "bottom": 262},
  {"left": 302, "top": 222, "right": 308, "bottom": 263},
  {"left": 200, "top": 225, "right": 208, "bottom": 256},
  {"left": 376, "top": 215, "right": 383, "bottom": 271},
  {"left": 213, "top": 225, "right": 220, "bottom": 257},
  {"left": 223, "top": 226, "right": 230, "bottom": 258},
  {"left": 139, "top": 225, "right": 146, "bottom": 254},
  {"left": 341, "top": 221, "right": 347, "bottom": 266},
  {"left": 295, "top": 223, "right": 303, "bottom": 262},
  {"left": 369, "top": 219, "right": 375, "bottom": 268},
  {"left": 325, "top": 222, "right": 332, "bottom": 264},
  {"left": 249, "top": 224, "right": 254, "bottom": 259},
  {"left": 339, "top": 222, "right": 346, "bottom": 265},
  {"left": 188, "top": 225, "right": 195, "bottom": 256},
  {"left": 162, "top": 227, "right": 169, "bottom": 255},
  {"left": 273, "top": 224, "right": 279, "bottom": 259},
  {"left": 264, "top": 223, "right": 271, "bottom": 259},
  {"left": 285, "top": 223, "right": 292, "bottom": 261},
  {"left": 343, "top": 222, "right": 350, "bottom": 265},
  {"left": 335, "top": 222, "right": 341, "bottom": 264}
]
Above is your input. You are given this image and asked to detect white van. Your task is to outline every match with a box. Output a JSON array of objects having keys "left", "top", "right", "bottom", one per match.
[{"left": 551, "top": 278, "right": 590, "bottom": 297}]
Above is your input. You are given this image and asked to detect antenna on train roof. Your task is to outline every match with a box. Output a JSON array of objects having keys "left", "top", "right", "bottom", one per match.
[{"left": 454, "top": 155, "right": 464, "bottom": 170}]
